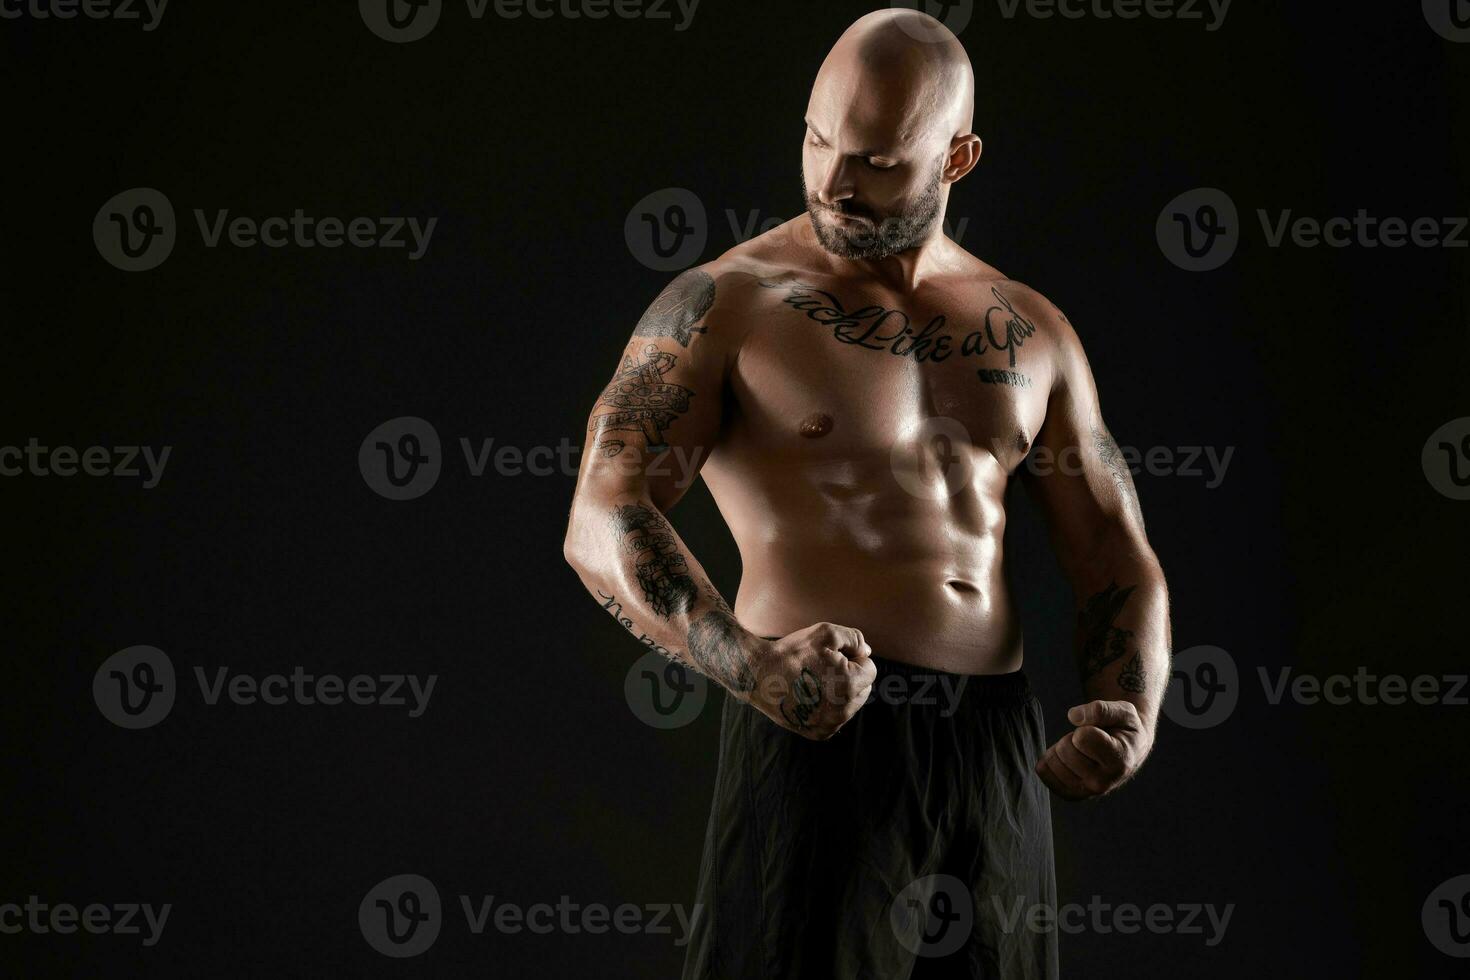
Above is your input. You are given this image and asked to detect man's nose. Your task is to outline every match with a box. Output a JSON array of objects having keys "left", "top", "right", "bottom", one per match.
[{"left": 815, "top": 156, "right": 856, "bottom": 206}]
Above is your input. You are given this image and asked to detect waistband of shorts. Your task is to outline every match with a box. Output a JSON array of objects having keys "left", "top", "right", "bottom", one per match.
[{"left": 757, "top": 638, "right": 1034, "bottom": 705}]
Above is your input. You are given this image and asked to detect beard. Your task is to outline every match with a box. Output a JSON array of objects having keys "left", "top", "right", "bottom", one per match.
[{"left": 803, "top": 158, "right": 945, "bottom": 260}]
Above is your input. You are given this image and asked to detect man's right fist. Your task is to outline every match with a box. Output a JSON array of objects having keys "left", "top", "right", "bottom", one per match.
[{"left": 746, "top": 623, "right": 876, "bottom": 740}]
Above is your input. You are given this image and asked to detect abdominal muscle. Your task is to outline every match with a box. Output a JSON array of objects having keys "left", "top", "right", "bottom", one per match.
[{"left": 704, "top": 455, "right": 1025, "bottom": 675}]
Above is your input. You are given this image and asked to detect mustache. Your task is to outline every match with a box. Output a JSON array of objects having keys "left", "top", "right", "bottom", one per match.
[{"left": 809, "top": 199, "right": 874, "bottom": 220}]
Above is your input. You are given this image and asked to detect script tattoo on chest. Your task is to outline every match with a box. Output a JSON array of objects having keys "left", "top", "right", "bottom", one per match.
[{"left": 756, "top": 279, "right": 1038, "bottom": 384}]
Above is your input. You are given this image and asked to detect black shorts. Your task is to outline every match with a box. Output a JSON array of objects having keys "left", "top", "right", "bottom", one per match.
[{"left": 681, "top": 653, "right": 1058, "bottom": 980}]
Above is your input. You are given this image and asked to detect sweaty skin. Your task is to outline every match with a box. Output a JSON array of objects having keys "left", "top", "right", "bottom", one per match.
[{"left": 564, "top": 9, "right": 1171, "bottom": 800}]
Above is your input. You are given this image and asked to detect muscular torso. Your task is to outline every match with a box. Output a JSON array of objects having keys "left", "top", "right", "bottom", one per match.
[{"left": 698, "top": 222, "right": 1060, "bottom": 673}]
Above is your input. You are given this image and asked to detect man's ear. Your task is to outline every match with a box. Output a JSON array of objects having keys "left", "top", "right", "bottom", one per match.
[{"left": 944, "top": 134, "right": 983, "bottom": 183}]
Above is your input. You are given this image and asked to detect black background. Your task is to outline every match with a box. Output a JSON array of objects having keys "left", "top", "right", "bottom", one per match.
[{"left": 3, "top": 0, "right": 1467, "bottom": 976}]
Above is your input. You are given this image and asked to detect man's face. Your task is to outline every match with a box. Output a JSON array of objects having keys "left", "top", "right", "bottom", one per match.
[{"left": 801, "top": 114, "right": 947, "bottom": 261}]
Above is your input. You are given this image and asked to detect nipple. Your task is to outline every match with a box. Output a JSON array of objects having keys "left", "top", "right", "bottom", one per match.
[{"left": 798, "top": 412, "right": 834, "bottom": 438}]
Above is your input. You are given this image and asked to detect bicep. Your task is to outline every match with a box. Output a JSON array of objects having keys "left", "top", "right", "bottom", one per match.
[
  {"left": 1021, "top": 330, "right": 1146, "bottom": 575},
  {"left": 573, "top": 269, "right": 729, "bottom": 513}
]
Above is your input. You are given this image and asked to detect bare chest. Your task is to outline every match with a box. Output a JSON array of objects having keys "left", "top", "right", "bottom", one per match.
[{"left": 728, "top": 278, "right": 1054, "bottom": 472}]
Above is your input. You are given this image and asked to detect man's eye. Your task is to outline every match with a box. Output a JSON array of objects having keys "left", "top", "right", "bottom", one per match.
[{"left": 867, "top": 159, "right": 895, "bottom": 170}]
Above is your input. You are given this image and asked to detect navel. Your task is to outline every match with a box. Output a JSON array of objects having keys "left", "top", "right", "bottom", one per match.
[{"left": 798, "top": 412, "right": 834, "bottom": 438}]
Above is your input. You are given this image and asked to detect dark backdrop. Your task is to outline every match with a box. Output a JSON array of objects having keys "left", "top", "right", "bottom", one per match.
[{"left": 3, "top": 0, "right": 1467, "bottom": 976}]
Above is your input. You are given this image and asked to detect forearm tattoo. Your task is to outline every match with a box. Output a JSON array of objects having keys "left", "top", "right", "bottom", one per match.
[
  {"left": 596, "top": 588, "right": 688, "bottom": 665},
  {"left": 1078, "top": 581, "right": 1139, "bottom": 683},
  {"left": 632, "top": 269, "right": 716, "bottom": 348},
  {"left": 687, "top": 609, "right": 756, "bottom": 693},
  {"left": 1117, "top": 652, "right": 1145, "bottom": 693},
  {"left": 610, "top": 503, "right": 698, "bottom": 619}
]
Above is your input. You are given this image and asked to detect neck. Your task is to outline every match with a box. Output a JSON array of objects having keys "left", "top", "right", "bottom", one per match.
[{"left": 799, "top": 210, "right": 955, "bottom": 293}]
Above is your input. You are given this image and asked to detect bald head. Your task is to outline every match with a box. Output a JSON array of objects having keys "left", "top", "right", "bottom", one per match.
[
  {"left": 813, "top": 9, "right": 975, "bottom": 148},
  {"left": 801, "top": 11, "right": 981, "bottom": 261}
]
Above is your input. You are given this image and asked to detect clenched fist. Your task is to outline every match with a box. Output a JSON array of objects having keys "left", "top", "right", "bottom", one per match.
[
  {"left": 1036, "top": 700, "right": 1153, "bottom": 801},
  {"left": 745, "top": 623, "right": 876, "bottom": 740}
]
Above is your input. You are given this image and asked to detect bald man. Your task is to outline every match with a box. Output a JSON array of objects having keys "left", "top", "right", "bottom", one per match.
[{"left": 563, "top": 9, "right": 1171, "bottom": 979}]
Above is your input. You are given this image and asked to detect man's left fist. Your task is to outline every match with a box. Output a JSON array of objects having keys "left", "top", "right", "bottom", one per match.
[{"left": 1036, "top": 699, "right": 1152, "bottom": 801}]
